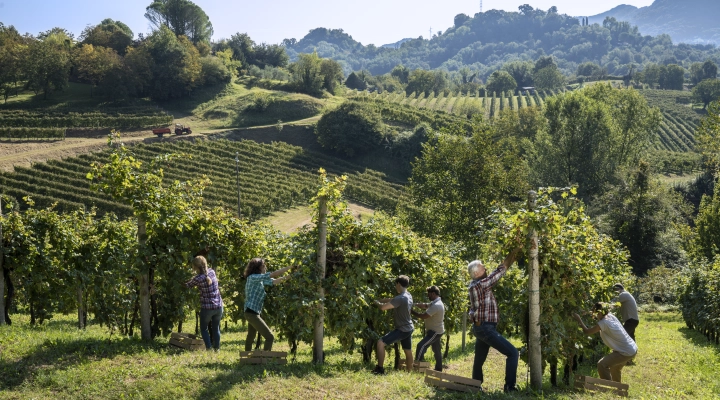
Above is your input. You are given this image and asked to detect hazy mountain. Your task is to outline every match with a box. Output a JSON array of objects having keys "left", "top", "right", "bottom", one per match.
[
  {"left": 381, "top": 38, "right": 413, "bottom": 49},
  {"left": 587, "top": 0, "right": 720, "bottom": 44}
]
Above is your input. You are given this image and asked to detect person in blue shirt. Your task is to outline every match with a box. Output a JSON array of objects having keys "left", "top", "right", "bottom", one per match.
[{"left": 243, "top": 257, "right": 298, "bottom": 351}]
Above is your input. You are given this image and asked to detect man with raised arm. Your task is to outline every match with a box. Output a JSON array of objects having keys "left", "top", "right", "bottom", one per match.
[
  {"left": 372, "top": 275, "right": 414, "bottom": 375},
  {"left": 411, "top": 285, "right": 445, "bottom": 372},
  {"left": 467, "top": 247, "right": 521, "bottom": 393}
]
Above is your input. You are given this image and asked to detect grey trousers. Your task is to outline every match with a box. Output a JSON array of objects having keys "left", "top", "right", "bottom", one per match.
[{"left": 598, "top": 351, "right": 635, "bottom": 382}]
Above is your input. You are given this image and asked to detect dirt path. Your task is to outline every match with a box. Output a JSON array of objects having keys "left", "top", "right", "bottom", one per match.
[{"left": 0, "top": 132, "right": 206, "bottom": 172}]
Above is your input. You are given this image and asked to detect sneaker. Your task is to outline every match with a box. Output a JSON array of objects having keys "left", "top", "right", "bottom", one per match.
[
  {"left": 503, "top": 384, "right": 519, "bottom": 393},
  {"left": 371, "top": 366, "right": 386, "bottom": 375}
]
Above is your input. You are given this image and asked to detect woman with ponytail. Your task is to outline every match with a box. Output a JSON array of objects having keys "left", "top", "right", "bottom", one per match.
[{"left": 185, "top": 255, "right": 223, "bottom": 351}]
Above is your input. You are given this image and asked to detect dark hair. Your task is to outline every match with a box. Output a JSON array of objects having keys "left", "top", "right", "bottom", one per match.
[
  {"left": 593, "top": 302, "right": 610, "bottom": 316},
  {"left": 244, "top": 258, "right": 265, "bottom": 278},
  {"left": 613, "top": 283, "right": 624, "bottom": 291},
  {"left": 395, "top": 275, "right": 410, "bottom": 288},
  {"left": 427, "top": 285, "right": 440, "bottom": 296}
]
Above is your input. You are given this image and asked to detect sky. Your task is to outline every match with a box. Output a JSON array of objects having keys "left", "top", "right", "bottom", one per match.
[{"left": 0, "top": 0, "right": 656, "bottom": 46}]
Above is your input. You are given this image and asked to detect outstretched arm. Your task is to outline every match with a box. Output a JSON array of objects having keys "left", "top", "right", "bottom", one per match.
[
  {"left": 572, "top": 313, "right": 601, "bottom": 335},
  {"left": 271, "top": 265, "right": 299, "bottom": 285},
  {"left": 501, "top": 247, "right": 522, "bottom": 269},
  {"left": 376, "top": 300, "right": 395, "bottom": 311}
]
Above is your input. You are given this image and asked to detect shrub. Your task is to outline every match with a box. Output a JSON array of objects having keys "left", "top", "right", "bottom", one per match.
[{"left": 315, "top": 101, "right": 385, "bottom": 157}]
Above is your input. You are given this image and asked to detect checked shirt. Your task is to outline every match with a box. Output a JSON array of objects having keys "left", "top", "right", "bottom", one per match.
[
  {"left": 185, "top": 269, "right": 222, "bottom": 310},
  {"left": 244, "top": 272, "right": 274, "bottom": 314},
  {"left": 468, "top": 264, "right": 506, "bottom": 324}
]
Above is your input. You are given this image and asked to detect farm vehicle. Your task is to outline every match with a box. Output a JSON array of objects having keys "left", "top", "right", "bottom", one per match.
[{"left": 152, "top": 124, "right": 192, "bottom": 138}]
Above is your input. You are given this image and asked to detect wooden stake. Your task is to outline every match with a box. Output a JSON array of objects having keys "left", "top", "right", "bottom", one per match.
[
  {"left": 313, "top": 196, "right": 327, "bottom": 364},
  {"left": 528, "top": 191, "right": 542, "bottom": 391},
  {"left": 0, "top": 197, "right": 5, "bottom": 326},
  {"left": 138, "top": 215, "right": 151, "bottom": 341}
]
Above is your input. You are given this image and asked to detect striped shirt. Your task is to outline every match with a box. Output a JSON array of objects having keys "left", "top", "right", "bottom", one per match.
[
  {"left": 245, "top": 272, "right": 274, "bottom": 314},
  {"left": 185, "top": 269, "right": 222, "bottom": 310},
  {"left": 468, "top": 264, "right": 506, "bottom": 324}
]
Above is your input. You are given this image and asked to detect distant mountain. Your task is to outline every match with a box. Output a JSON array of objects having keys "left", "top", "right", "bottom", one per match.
[
  {"left": 587, "top": 0, "right": 720, "bottom": 44},
  {"left": 381, "top": 38, "right": 413, "bottom": 49}
]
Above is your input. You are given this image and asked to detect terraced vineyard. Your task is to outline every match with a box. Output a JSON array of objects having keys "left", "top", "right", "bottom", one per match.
[
  {"left": 0, "top": 107, "right": 173, "bottom": 140},
  {"left": 351, "top": 88, "right": 703, "bottom": 152},
  {"left": 0, "top": 138, "right": 404, "bottom": 219}
]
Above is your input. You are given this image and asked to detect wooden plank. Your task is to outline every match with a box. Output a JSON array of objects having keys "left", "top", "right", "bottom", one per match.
[
  {"left": 424, "top": 376, "right": 481, "bottom": 393},
  {"left": 425, "top": 369, "right": 483, "bottom": 388},
  {"left": 239, "top": 358, "right": 288, "bottom": 365},
  {"left": 240, "top": 351, "right": 287, "bottom": 358},
  {"left": 169, "top": 337, "right": 204, "bottom": 351},
  {"left": 578, "top": 375, "right": 629, "bottom": 390},
  {"left": 580, "top": 382, "right": 628, "bottom": 397},
  {"left": 171, "top": 332, "right": 204, "bottom": 345}
]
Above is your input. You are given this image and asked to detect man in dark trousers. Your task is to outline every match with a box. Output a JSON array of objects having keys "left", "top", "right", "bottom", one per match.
[
  {"left": 467, "top": 247, "right": 521, "bottom": 393},
  {"left": 612, "top": 283, "right": 639, "bottom": 342},
  {"left": 412, "top": 285, "right": 445, "bottom": 372}
]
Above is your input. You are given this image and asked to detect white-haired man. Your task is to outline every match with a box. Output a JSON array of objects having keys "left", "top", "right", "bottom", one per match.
[{"left": 467, "top": 247, "right": 521, "bottom": 393}]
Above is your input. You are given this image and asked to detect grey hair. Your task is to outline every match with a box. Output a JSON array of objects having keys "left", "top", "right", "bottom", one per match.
[{"left": 467, "top": 260, "right": 485, "bottom": 276}]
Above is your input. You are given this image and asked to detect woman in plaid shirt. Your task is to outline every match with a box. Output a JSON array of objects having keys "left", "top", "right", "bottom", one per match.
[
  {"left": 185, "top": 256, "right": 223, "bottom": 351},
  {"left": 467, "top": 247, "right": 520, "bottom": 392},
  {"left": 243, "top": 258, "right": 298, "bottom": 351}
]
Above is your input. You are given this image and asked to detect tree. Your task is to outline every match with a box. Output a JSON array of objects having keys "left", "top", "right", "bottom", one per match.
[
  {"left": 659, "top": 64, "right": 685, "bottom": 90},
  {"left": 643, "top": 63, "right": 662, "bottom": 88},
  {"left": 454, "top": 13, "right": 470, "bottom": 27},
  {"left": 533, "top": 66, "right": 565, "bottom": 90},
  {"left": 73, "top": 44, "right": 121, "bottom": 96},
  {"left": 486, "top": 70, "right": 517, "bottom": 94},
  {"left": 79, "top": 19, "right": 134, "bottom": 55},
  {"left": 532, "top": 84, "right": 660, "bottom": 200},
  {"left": 406, "top": 69, "right": 436, "bottom": 96},
  {"left": 695, "top": 101, "right": 720, "bottom": 173},
  {"left": 693, "top": 79, "right": 720, "bottom": 109},
  {"left": 290, "top": 52, "right": 324, "bottom": 95},
  {"left": 345, "top": 72, "right": 367, "bottom": 90},
  {"left": 400, "top": 120, "right": 528, "bottom": 254},
  {"left": 391, "top": 64, "right": 409, "bottom": 84},
  {"left": 315, "top": 101, "right": 385, "bottom": 157},
  {"left": 145, "top": 0, "right": 213, "bottom": 44},
  {"left": 26, "top": 36, "right": 71, "bottom": 99},
  {"left": 320, "top": 58, "right": 344, "bottom": 93},
  {"left": 144, "top": 26, "right": 202, "bottom": 100},
  {"left": 576, "top": 62, "right": 604, "bottom": 80},
  {"left": 592, "top": 161, "right": 691, "bottom": 275},
  {"left": 0, "top": 25, "right": 28, "bottom": 103},
  {"left": 502, "top": 60, "right": 534, "bottom": 87}
]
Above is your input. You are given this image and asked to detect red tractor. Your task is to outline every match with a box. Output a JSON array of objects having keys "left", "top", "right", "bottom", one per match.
[{"left": 152, "top": 124, "right": 192, "bottom": 138}]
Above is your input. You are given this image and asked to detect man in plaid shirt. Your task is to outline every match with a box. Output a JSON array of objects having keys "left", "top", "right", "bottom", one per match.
[{"left": 467, "top": 247, "right": 521, "bottom": 392}]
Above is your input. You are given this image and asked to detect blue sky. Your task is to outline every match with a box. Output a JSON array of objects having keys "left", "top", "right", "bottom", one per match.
[{"left": 0, "top": 0, "right": 655, "bottom": 46}]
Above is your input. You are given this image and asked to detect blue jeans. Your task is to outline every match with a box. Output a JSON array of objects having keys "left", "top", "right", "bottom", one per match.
[
  {"left": 473, "top": 322, "right": 518, "bottom": 390},
  {"left": 200, "top": 307, "right": 223, "bottom": 350}
]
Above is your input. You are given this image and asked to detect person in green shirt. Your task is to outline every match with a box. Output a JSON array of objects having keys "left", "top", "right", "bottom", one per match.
[{"left": 243, "top": 258, "right": 298, "bottom": 351}]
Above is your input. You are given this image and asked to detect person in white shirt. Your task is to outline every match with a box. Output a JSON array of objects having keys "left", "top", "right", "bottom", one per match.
[
  {"left": 572, "top": 302, "right": 638, "bottom": 383},
  {"left": 411, "top": 285, "right": 445, "bottom": 371}
]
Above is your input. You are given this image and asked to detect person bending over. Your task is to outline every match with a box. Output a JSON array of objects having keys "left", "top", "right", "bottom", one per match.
[
  {"left": 372, "top": 275, "right": 414, "bottom": 375},
  {"left": 572, "top": 302, "right": 638, "bottom": 383}
]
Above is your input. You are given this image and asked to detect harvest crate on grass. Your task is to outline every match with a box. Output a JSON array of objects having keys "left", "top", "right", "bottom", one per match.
[
  {"left": 169, "top": 332, "right": 205, "bottom": 351},
  {"left": 398, "top": 359, "right": 430, "bottom": 373},
  {"left": 574, "top": 375, "right": 629, "bottom": 397},
  {"left": 239, "top": 350, "right": 288, "bottom": 365},
  {"left": 424, "top": 369, "right": 483, "bottom": 393}
]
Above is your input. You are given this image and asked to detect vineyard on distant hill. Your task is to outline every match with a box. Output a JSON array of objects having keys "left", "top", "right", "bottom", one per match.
[
  {"left": 0, "top": 138, "right": 404, "bottom": 219},
  {"left": 350, "top": 88, "right": 703, "bottom": 152}
]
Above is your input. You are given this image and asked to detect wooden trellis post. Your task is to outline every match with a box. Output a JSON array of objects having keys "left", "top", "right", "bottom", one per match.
[
  {"left": 313, "top": 196, "right": 328, "bottom": 364},
  {"left": 528, "top": 191, "right": 542, "bottom": 391}
]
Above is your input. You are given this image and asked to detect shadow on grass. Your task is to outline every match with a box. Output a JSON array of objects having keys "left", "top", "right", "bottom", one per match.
[
  {"left": 0, "top": 335, "right": 176, "bottom": 391},
  {"left": 679, "top": 327, "right": 720, "bottom": 356}
]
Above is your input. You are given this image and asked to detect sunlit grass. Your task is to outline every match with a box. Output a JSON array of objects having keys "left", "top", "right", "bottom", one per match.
[{"left": 0, "top": 312, "right": 717, "bottom": 399}]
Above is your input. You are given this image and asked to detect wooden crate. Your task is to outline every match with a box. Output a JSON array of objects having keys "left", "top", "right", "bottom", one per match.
[
  {"left": 424, "top": 369, "right": 483, "bottom": 393},
  {"left": 169, "top": 332, "right": 205, "bottom": 351},
  {"left": 574, "top": 375, "right": 629, "bottom": 397},
  {"left": 239, "top": 350, "right": 288, "bottom": 365},
  {"left": 398, "top": 359, "right": 431, "bottom": 373}
]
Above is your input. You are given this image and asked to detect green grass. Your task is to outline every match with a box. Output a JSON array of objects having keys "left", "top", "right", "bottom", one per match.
[{"left": 1, "top": 311, "right": 717, "bottom": 399}]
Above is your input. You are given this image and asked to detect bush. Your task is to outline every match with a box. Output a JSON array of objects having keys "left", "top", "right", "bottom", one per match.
[
  {"left": 246, "top": 92, "right": 273, "bottom": 112},
  {"left": 200, "top": 56, "right": 232, "bottom": 86},
  {"left": 315, "top": 101, "right": 386, "bottom": 157}
]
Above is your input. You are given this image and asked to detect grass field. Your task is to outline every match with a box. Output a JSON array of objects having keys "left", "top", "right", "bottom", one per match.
[{"left": 0, "top": 311, "right": 717, "bottom": 399}]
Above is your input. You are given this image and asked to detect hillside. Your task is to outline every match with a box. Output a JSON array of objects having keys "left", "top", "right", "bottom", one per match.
[
  {"left": 588, "top": 0, "right": 720, "bottom": 44},
  {"left": 285, "top": 7, "right": 720, "bottom": 79}
]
